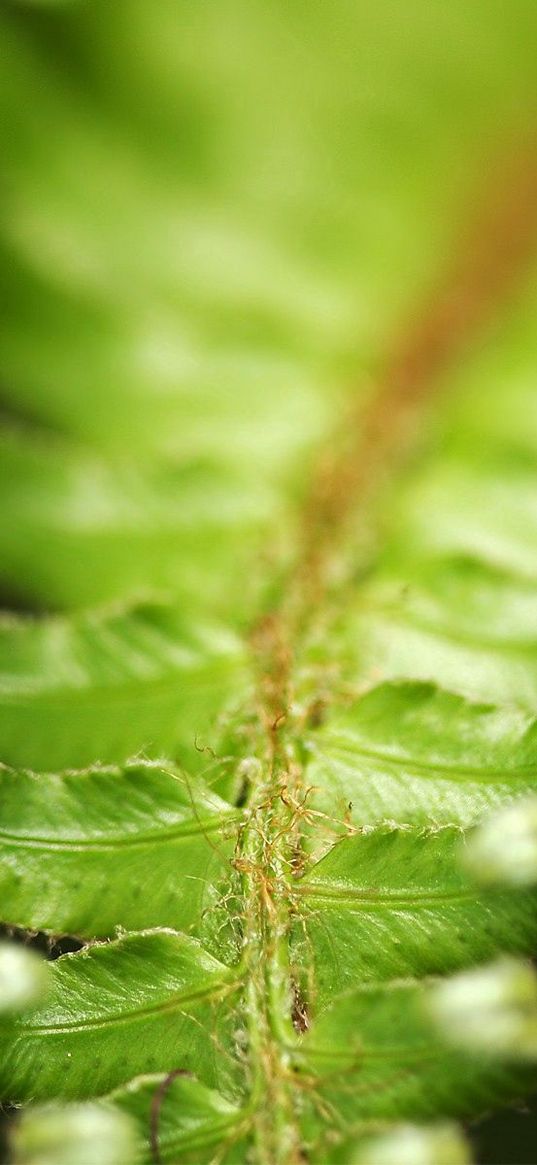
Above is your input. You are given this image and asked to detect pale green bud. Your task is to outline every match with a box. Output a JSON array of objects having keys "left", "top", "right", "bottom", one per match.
[
  {"left": 462, "top": 798, "right": 537, "bottom": 886},
  {"left": 429, "top": 958, "right": 537, "bottom": 1057},
  {"left": 12, "top": 1103, "right": 139, "bottom": 1165},
  {"left": 0, "top": 944, "right": 51, "bottom": 1014},
  {"left": 351, "top": 1122, "right": 472, "bottom": 1165}
]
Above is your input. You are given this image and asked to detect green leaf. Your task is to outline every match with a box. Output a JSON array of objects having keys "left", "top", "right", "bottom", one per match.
[
  {"left": 0, "top": 601, "right": 248, "bottom": 772},
  {"left": 293, "top": 828, "right": 537, "bottom": 1007},
  {"left": 298, "top": 979, "right": 536, "bottom": 1128},
  {"left": 344, "top": 557, "right": 537, "bottom": 708},
  {"left": 107, "top": 1074, "right": 248, "bottom": 1164},
  {"left": 0, "top": 428, "right": 282, "bottom": 616},
  {"left": 0, "top": 931, "right": 242, "bottom": 1103},
  {"left": 0, "top": 760, "right": 240, "bottom": 937},
  {"left": 305, "top": 682, "right": 537, "bottom": 828}
]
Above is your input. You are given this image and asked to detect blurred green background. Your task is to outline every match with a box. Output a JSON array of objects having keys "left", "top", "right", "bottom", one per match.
[{"left": 2, "top": 0, "right": 537, "bottom": 622}]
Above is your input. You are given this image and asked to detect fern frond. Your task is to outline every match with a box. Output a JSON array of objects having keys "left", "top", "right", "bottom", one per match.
[{"left": 1, "top": 3, "right": 537, "bottom": 1163}]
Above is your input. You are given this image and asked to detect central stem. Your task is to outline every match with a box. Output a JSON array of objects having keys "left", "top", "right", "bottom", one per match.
[
  {"left": 239, "top": 753, "right": 304, "bottom": 1163},
  {"left": 233, "top": 607, "right": 306, "bottom": 1164}
]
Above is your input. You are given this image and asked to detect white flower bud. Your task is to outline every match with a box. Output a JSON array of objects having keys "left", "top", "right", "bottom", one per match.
[
  {"left": 462, "top": 798, "right": 537, "bottom": 886},
  {"left": 351, "top": 1122, "right": 472, "bottom": 1165},
  {"left": 12, "top": 1103, "right": 139, "bottom": 1165},
  {"left": 429, "top": 958, "right": 537, "bottom": 1058},
  {"left": 0, "top": 944, "right": 51, "bottom": 1014}
]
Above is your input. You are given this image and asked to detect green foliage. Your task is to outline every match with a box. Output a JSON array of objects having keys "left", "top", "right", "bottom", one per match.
[
  {"left": 0, "top": 761, "right": 239, "bottom": 935},
  {"left": 1, "top": 2, "right": 537, "bottom": 1163},
  {"left": 0, "top": 603, "right": 246, "bottom": 773}
]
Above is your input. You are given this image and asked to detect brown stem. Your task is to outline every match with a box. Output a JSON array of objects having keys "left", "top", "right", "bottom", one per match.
[
  {"left": 300, "top": 138, "right": 537, "bottom": 594},
  {"left": 150, "top": 1069, "right": 193, "bottom": 1165}
]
